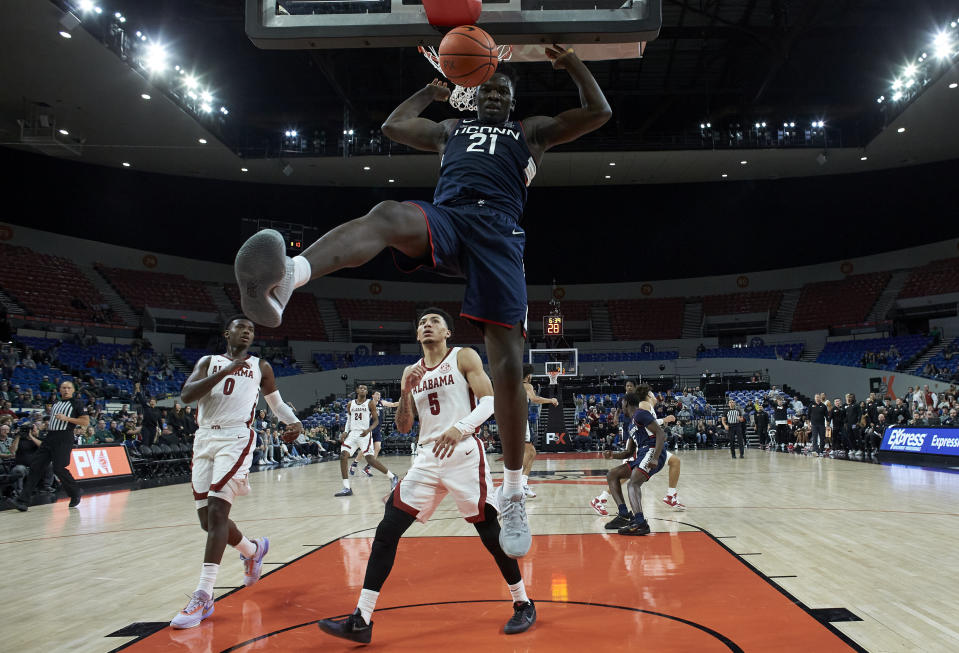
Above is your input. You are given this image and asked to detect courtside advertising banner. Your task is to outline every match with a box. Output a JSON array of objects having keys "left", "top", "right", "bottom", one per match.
[
  {"left": 67, "top": 445, "right": 134, "bottom": 480},
  {"left": 880, "top": 426, "right": 959, "bottom": 456}
]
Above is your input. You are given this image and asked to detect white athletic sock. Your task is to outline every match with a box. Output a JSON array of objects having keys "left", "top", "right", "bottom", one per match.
[
  {"left": 291, "top": 255, "right": 312, "bottom": 289},
  {"left": 667, "top": 488, "right": 677, "bottom": 497},
  {"left": 342, "top": 478, "right": 351, "bottom": 489},
  {"left": 503, "top": 468, "right": 523, "bottom": 498},
  {"left": 235, "top": 536, "right": 256, "bottom": 558},
  {"left": 521, "top": 474, "right": 529, "bottom": 487},
  {"left": 508, "top": 580, "right": 529, "bottom": 605},
  {"left": 196, "top": 563, "right": 219, "bottom": 596},
  {"left": 387, "top": 471, "right": 396, "bottom": 480},
  {"left": 357, "top": 588, "right": 379, "bottom": 624}
]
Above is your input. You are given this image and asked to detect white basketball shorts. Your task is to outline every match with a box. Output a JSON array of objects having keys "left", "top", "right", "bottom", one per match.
[
  {"left": 343, "top": 429, "right": 373, "bottom": 457},
  {"left": 192, "top": 426, "right": 255, "bottom": 509},
  {"left": 393, "top": 434, "right": 495, "bottom": 523}
]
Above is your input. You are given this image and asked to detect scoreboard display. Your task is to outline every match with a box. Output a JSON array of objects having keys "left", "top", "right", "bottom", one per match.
[{"left": 544, "top": 315, "right": 564, "bottom": 336}]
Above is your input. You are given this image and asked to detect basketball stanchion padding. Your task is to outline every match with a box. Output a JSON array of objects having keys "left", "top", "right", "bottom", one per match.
[{"left": 423, "top": 0, "right": 482, "bottom": 27}]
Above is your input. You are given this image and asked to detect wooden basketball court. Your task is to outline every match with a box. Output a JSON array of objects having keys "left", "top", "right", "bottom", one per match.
[{"left": 3, "top": 450, "right": 957, "bottom": 652}]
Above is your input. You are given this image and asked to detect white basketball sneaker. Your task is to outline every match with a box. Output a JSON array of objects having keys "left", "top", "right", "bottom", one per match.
[
  {"left": 170, "top": 590, "right": 214, "bottom": 629},
  {"left": 523, "top": 485, "right": 536, "bottom": 498},
  {"left": 241, "top": 536, "right": 270, "bottom": 587},
  {"left": 496, "top": 486, "right": 532, "bottom": 559},
  {"left": 235, "top": 229, "right": 295, "bottom": 328},
  {"left": 590, "top": 495, "right": 609, "bottom": 516}
]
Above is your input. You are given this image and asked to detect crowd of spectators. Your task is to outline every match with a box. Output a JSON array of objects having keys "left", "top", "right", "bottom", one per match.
[{"left": 859, "top": 344, "right": 901, "bottom": 369}]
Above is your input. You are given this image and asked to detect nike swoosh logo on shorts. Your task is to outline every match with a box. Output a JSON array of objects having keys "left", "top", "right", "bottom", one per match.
[
  {"left": 512, "top": 229, "right": 524, "bottom": 235},
  {"left": 465, "top": 449, "right": 474, "bottom": 455}
]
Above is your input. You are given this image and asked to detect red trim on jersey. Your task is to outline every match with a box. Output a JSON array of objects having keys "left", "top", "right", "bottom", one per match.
[
  {"left": 391, "top": 202, "right": 437, "bottom": 273},
  {"left": 465, "top": 435, "right": 488, "bottom": 523},
  {"left": 391, "top": 481, "right": 420, "bottom": 518},
  {"left": 245, "top": 396, "right": 258, "bottom": 429},
  {"left": 210, "top": 429, "right": 255, "bottom": 492},
  {"left": 422, "top": 345, "right": 456, "bottom": 372},
  {"left": 192, "top": 486, "right": 209, "bottom": 501},
  {"left": 459, "top": 312, "right": 515, "bottom": 329}
]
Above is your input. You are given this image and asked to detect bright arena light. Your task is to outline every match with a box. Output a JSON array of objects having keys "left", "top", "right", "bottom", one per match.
[
  {"left": 903, "top": 63, "right": 917, "bottom": 78},
  {"left": 950, "top": 82, "right": 958, "bottom": 89},
  {"left": 144, "top": 43, "right": 169, "bottom": 73},
  {"left": 740, "top": 160, "right": 747, "bottom": 165},
  {"left": 141, "top": 93, "right": 151, "bottom": 100},
  {"left": 860, "top": 156, "right": 868, "bottom": 161},
  {"left": 200, "top": 103, "right": 212, "bottom": 113},
  {"left": 59, "top": 129, "right": 69, "bottom": 135},
  {"left": 184, "top": 75, "right": 198, "bottom": 90},
  {"left": 891, "top": 79, "right": 902, "bottom": 90},
  {"left": 240, "top": 167, "right": 248, "bottom": 172},
  {"left": 122, "top": 162, "right": 131, "bottom": 167},
  {"left": 363, "top": 166, "right": 371, "bottom": 171},
  {"left": 933, "top": 32, "right": 953, "bottom": 59},
  {"left": 78, "top": 0, "right": 96, "bottom": 12},
  {"left": 892, "top": 91, "right": 903, "bottom": 101},
  {"left": 59, "top": 31, "right": 72, "bottom": 38},
  {"left": 897, "top": 126, "right": 906, "bottom": 133},
  {"left": 198, "top": 138, "right": 207, "bottom": 144},
  {"left": 200, "top": 91, "right": 213, "bottom": 103}
]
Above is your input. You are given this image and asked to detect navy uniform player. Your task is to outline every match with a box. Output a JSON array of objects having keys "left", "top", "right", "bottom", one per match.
[
  {"left": 521, "top": 364, "right": 558, "bottom": 498},
  {"left": 318, "top": 308, "right": 535, "bottom": 644},
  {"left": 600, "top": 386, "right": 668, "bottom": 536},
  {"left": 235, "top": 46, "right": 610, "bottom": 558}
]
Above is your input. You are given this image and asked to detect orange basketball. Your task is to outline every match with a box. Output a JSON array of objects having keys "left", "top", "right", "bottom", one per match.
[{"left": 438, "top": 25, "right": 498, "bottom": 88}]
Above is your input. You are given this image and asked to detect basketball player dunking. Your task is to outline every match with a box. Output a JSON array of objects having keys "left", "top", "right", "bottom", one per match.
[
  {"left": 170, "top": 316, "right": 302, "bottom": 629},
  {"left": 336, "top": 384, "right": 397, "bottom": 496},
  {"left": 591, "top": 379, "right": 685, "bottom": 518},
  {"left": 235, "top": 46, "right": 611, "bottom": 558},
  {"left": 318, "top": 308, "right": 535, "bottom": 643},
  {"left": 521, "top": 364, "right": 558, "bottom": 498}
]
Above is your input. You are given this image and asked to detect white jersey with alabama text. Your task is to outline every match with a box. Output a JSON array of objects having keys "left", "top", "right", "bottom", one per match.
[
  {"left": 348, "top": 398, "right": 372, "bottom": 432},
  {"left": 412, "top": 347, "right": 474, "bottom": 445},
  {"left": 197, "top": 354, "right": 262, "bottom": 429}
]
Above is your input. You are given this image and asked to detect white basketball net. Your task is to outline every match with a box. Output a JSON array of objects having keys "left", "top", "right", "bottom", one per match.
[
  {"left": 418, "top": 45, "right": 513, "bottom": 112},
  {"left": 547, "top": 370, "right": 561, "bottom": 386}
]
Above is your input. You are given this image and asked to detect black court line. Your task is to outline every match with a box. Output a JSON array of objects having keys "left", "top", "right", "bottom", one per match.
[
  {"left": 219, "top": 599, "right": 744, "bottom": 653},
  {"left": 767, "top": 576, "right": 798, "bottom": 579},
  {"left": 213, "top": 586, "right": 241, "bottom": 589},
  {"left": 737, "top": 552, "right": 762, "bottom": 556},
  {"left": 653, "top": 517, "right": 867, "bottom": 653},
  {"left": 715, "top": 536, "right": 736, "bottom": 539},
  {"left": 809, "top": 608, "right": 863, "bottom": 623},
  {"left": 106, "top": 623, "right": 167, "bottom": 638}
]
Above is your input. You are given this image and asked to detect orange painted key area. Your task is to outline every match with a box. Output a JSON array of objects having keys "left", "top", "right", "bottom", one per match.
[{"left": 117, "top": 532, "right": 857, "bottom": 652}]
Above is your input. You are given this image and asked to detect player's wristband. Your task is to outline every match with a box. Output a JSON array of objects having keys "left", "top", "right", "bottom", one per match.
[{"left": 453, "top": 395, "right": 494, "bottom": 436}]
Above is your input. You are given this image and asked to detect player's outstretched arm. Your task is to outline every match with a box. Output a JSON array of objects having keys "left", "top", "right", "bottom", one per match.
[
  {"left": 525, "top": 382, "right": 559, "bottom": 406},
  {"left": 260, "top": 360, "right": 302, "bottom": 442},
  {"left": 524, "top": 46, "right": 612, "bottom": 152},
  {"left": 381, "top": 80, "right": 458, "bottom": 152},
  {"left": 181, "top": 355, "right": 247, "bottom": 404}
]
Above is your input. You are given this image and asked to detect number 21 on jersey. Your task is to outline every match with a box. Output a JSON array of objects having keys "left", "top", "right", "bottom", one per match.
[{"left": 466, "top": 133, "right": 498, "bottom": 155}]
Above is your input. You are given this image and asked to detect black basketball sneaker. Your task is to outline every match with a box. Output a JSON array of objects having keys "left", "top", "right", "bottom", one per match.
[
  {"left": 605, "top": 514, "right": 632, "bottom": 530},
  {"left": 317, "top": 610, "right": 373, "bottom": 643},
  {"left": 504, "top": 600, "right": 536, "bottom": 635}
]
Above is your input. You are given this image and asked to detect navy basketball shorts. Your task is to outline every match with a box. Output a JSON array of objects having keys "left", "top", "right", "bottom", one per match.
[
  {"left": 372, "top": 428, "right": 382, "bottom": 443},
  {"left": 392, "top": 200, "right": 528, "bottom": 332},
  {"left": 627, "top": 446, "right": 668, "bottom": 480}
]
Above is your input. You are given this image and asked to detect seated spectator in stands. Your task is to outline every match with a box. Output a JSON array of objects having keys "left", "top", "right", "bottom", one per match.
[
  {"left": 942, "top": 409, "right": 958, "bottom": 427},
  {"left": 9, "top": 424, "right": 53, "bottom": 497},
  {"left": 668, "top": 420, "right": 684, "bottom": 449},
  {"left": 574, "top": 394, "right": 584, "bottom": 413},
  {"left": 0, "top": 424, "right": 13, "bottom": 462},
  {"left": 587, "top": 395, "right": 597, "bottom": 408},
  {"left": 923, "top": 409, "right": 941, "bottom": 426},
  {"left": 93, "top": 419, "right": 114, "bottom": 443},
  {"left": 574, "top": 420, "right": 591, "bottom": 451},
  {"left": 80, "top": 425, "right": 98, "bottom": 446},
  {"left": 158, "top": 425, "right": 180, "bottom": 447},
  {"left": 695, "top": 420, "right": 707, "bottom": 447},
  {"left": 705, "top": 423, "right": 719, "bottom": 447},
  {"left": 0, "top": 401, "right": 15, "bottom": 419},
  {"left": 295, "top": 430, "right": 319, "bottom": 458}
]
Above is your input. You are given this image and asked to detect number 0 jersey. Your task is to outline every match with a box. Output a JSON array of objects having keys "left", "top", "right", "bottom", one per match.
[
  {"left": 433, "top": 119, "right": 536, "bottom": 218},
  {"left": 412, "top": 347, "right": 476, "bottom": 445},
  {"left": 197, "top": 354, "right": 262, "bottom": 429}
]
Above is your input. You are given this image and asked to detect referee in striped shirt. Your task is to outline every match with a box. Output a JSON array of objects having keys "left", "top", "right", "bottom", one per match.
[
  {"left": 722, "top": 399, "right": 745, "bottom": 458},
  {"left": 9, "top": 380, "right": 88, "bottom": 511}
]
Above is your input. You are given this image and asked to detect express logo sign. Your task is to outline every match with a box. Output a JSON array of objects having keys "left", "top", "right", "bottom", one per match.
[
  {"left": 884, "top": 428, "right": 927, "bottom": 451},
  {"left": 880, "top": 426, "right": 959, "bottom": 457}
]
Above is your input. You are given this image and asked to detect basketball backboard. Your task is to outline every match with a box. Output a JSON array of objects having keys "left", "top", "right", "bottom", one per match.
[
  {"left": 530, "top": 348, "right": 578, "bottom": 378},
  {"left": 247, "top": 1, "right": 661, "bottom": 54}
]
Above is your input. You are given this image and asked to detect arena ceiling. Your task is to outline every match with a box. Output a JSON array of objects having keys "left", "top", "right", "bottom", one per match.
[{"left": 1, "top": 0, "right": 958, "bottom": 187}]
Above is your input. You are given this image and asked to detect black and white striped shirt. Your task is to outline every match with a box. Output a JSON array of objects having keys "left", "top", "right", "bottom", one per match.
[
  {"left": 725, "top": 408, "right": 742, "bottom": 425},
  {"left": 49, "top": 398, "right": 84, "bottom": 432}
]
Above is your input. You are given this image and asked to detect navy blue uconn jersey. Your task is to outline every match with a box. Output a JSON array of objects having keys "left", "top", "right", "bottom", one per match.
[
  {"left": 628, "top": 409, "right": 659, "bottom": 448},
  {"left": 433, "top": 119, "right": 537, "bottom": 218}
]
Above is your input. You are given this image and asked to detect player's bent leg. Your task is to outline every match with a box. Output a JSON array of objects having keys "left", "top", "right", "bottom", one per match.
[
  {"left": 662, "top": 456, "right": 686, "bottom": 511},
  {"left": 604, "top": 465, "right": 632, "bottom": 529},
  {"left": 619, "top": 468, "right": 651, "bottom": 536},
  {"left": 317, "top": 501, "right": 417, "bottom": 644},
  {"left": 472, "top": 505, "right": 536, "bottom": 635},
  {"left": 236, "top": 201, "right": 428, "bottom": 327}
]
